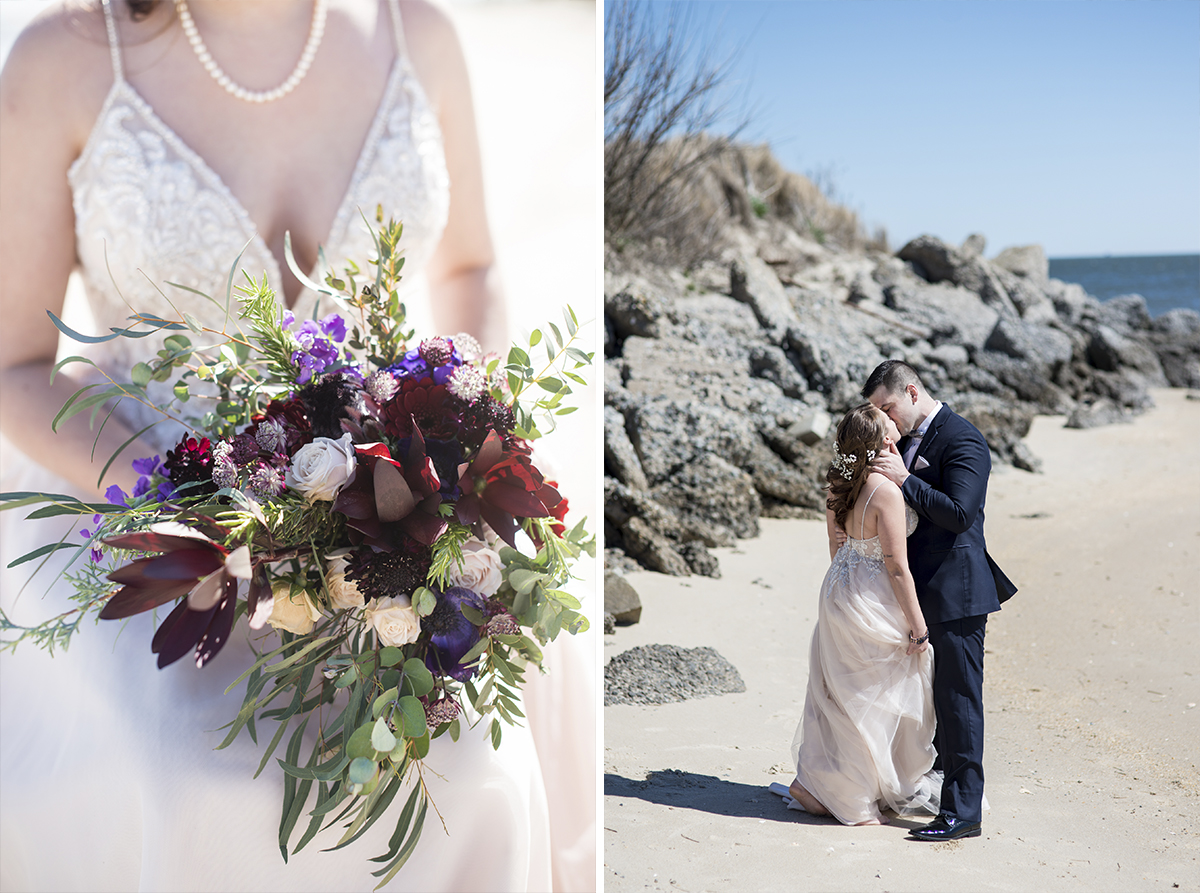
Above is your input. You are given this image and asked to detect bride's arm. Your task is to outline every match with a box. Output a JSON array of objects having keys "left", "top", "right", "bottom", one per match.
[
  {"left": 402, "top": 1, "right": 506, "bottom": 353},
  {"left": 872, "top": 480, "right": 929, "bottom": 655},
  {"left": 0, "top": 13, "right": 148, "bottom": 499}
]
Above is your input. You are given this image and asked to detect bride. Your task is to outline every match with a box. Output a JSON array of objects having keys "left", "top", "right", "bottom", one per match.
[
  {"left": 0, "top": 1, "right": 587, "bottom": 889},
  {"left": 774, "top": 404, "right": 941, "bottom": 826}
]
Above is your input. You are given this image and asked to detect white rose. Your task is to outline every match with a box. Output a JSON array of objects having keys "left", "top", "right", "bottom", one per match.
[
  {"left": 365, "top": 595, "right": 421, "bottom": 646},
  {"left": 326, "top": 553, "right": 364, "bottom": 610},
  {"left": 267, "top": 583, "right": 322, "bottom": 635},
  {"left": 446, "top": 539, "right": 504, "bottom": 596},
  {"left": 285, "top": 433, "right": 357, "bottom": 502}
]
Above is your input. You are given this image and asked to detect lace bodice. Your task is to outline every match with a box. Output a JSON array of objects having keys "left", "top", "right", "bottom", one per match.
[
  {"left": 829, "top": 500, "right": 918, "bottom": 590},
  {"left": 67, "top": 0, "right": 449, "bottom": 451}
]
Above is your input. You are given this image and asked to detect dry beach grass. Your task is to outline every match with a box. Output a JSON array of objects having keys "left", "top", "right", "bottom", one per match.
[{"left": 604, "top": 388, "right": 1199, "bottom": 892}]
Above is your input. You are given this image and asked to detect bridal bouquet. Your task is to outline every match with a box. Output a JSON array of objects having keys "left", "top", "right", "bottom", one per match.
[{"left": 0, "top": 216, "right": 593, "bottom": 887}]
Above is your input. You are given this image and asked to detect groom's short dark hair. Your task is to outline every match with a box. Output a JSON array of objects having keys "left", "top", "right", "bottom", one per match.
[{"left": 862, "top": 360, "right": 923, "bottom": 399}]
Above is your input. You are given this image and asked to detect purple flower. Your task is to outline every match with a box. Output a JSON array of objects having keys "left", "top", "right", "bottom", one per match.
[
  {"left": 281, "top": 309, "right": 296, "bottom": 330},
  {"left": 105, "top": 484, "right": 129, "bottom": 506},
  {"left": 423, "top": 587, "right": 485, "bottom": 682},
  {"left": 157, "top": 481, "right": 178, "bottom": 502},
  {"left": 319, "top": 313, "right": 347, "bottom": 343},
  {"left": 385, "top": 345, "right": 462, "bottom": 385},
  {"left": 291, "top": 320, "right": 341, "bottom": 384}
]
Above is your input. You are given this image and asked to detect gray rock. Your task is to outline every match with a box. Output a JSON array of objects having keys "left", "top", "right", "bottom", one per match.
[
  {"left": 730, "top": 253, "right": 798, "bottom": 342},
  {"left": 627, "top": 397, "right": 756, "bottom": 485},
  {"left": 1087, "top": 325, "right": 1167, "bottom": 385},
  {"left": 992, "top": 244, "right": 1049, "bottom": 283},
  {"left": 1044, "top": 279, "right": 1096, "bottom": 327},
  {"left": 621, "top": 516, "right": 691, "bottom": 576},
  {"left": 748, "top": 343, "right": 810, "bottom": 399},
  {"left": 1093, "top": 294, "right": 1152, "bottom": 334},
  {"left": 896, "top": 234, "right": 1019, "bottom": 318},
  {"left": 985, "top": 318, "right": 1074, "bottom": 371},
  {"left": 973, "top": 351, "right": 1072, "bottom": 413},
  {"left": 604, "top": 405, "right": 649, "bottom": 491},
  {"left": 1066, "top": 399, "right": 1132, "bottom": 429},
  {"left": 604, "top": 572, "right": 643, "bottom": 624},
  {"left": 651, "top": 452, "right": 761, "bottom": 541},
  {"left": 678, "top": 541, "right": 721, "bottom": 578},
  {"left": 884, "top": 281, "right": 999, "bottom": 353},
  {"left": 742, "top": 438, "right": 823, "bottom": 508},
  {"left": 606, "top": 281, "right": 669, "bottom": 341},
  {"left": 961, "top": 233, "right": 987, "bottom": 257},
  {"left": 604, "top": 644, "right": 746, "bottom": 706},
  {"left": 603, "top": 612, "right": 617, "bottom": 635}
]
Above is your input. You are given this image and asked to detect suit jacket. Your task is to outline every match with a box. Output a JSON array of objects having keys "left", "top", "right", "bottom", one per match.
[{"left": 900, "top": 406, "right": 1017, "bottom": 624}]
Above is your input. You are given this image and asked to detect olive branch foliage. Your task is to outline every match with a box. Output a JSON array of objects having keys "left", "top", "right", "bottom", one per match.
[{"left": 0, "top": 211, "right": 594, "bottom": 887}]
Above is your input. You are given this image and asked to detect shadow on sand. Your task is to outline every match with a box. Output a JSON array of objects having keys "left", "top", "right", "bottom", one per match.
[{"left": 605, "top": 769, "right": 930, "bottom": 831}]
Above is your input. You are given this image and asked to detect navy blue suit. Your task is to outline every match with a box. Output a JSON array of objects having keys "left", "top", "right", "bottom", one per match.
[{"left": 900, "top": 405, "right": 1016, "bottom": 824}]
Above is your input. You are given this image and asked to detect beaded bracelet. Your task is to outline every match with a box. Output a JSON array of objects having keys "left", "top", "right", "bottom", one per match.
[{"left": 909, "top": 630, "right": 930, "bottom": 645}]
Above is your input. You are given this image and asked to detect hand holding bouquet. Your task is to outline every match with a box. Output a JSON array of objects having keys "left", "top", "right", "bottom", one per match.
[{"left": 1, "top": 214, "right": 593, "bottom": 887}]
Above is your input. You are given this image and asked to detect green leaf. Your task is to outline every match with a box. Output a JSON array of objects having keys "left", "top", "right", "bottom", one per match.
[
  {"left": 396, "top": 695, "right": 426, "bottom": 739},
  {"left": 508, "top": 569, "right": 541, "bottom": 595},
  {"left": 348, "top": 756, "right": 377, "bottom": 786},
  {"left": 379, "top": 646, "right": 405, "bottom": 667},
  {"left": 46, "top": 310, "right": 122, "bottom": 344},
  {"left": 555, "top": 406, "right": 579, "bottom": 416},
  {"left": 372, "top": 687, "right": 399, "bottom": 719},
  {"left": 548, "top": 322, "right": 564, "bottom": 348},
  {"left": 173, "top": 380, "right": 190, "bottom": 402},
  {"left": 400, "top": 658, "right": 434, "bottom": 698},
  {"left": 448, "top": 718, "right": 460, "bottom": 742},
  {"left": 563, "top": 306, "right": 578, "bottom": 336},
  {"left": 347, "top": 721, "right": 378, "bottom": 760},
  {"left": 565, "top": 347, "right": 592, "bottom": 365},
  {"left": 507, "top": 345, "right": 530, "bottom": 367},
  {"left": 412, "top": 587, "right": 436, "bottom": 618},
  {"left": 371, "top": 717, "right": 397, "bottom": 753},
  {"left": 529, "top": 329, "right": 542, "bottom": 347},
  {"left": 5, "top": 541, "right": 80, "bottom": 569},
  {"left": 536, "top": 377, "right": 562, "bottom": 393},
  {"left": 490, "top": 718, "right": 503, "bottom": 749},
  {"left": 457, "top": 637, "right": 489, "bottom": 669}
]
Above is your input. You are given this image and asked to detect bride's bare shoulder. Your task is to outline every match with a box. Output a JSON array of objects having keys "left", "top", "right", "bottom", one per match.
[
  {"left": 865, "top": 472, "right": 902, "bottom": 502},
  {"left": 397, "top": 0, "right": 467, "bottom": 106},
  {"left": 1, "top": 3, "right": 114, "bottom": 145}
]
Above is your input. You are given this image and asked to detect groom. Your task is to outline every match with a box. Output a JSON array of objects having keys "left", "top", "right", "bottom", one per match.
[{"left": 864, "top": 360, "right": 1016, "bottom": 842}]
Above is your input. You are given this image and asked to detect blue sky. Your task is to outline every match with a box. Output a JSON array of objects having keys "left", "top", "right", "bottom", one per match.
[{"left": 643, "top": 0, "right": 1200, "bottom": 258}]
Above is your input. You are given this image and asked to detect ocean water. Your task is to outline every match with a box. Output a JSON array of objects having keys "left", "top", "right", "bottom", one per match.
[{"left": 1048, "top": 254, "right": 1200, "bottom": 318}]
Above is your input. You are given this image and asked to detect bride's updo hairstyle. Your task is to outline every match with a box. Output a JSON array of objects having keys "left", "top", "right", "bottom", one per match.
[{"left": 825, "top": 404, "right": 888, "bottom": 531}]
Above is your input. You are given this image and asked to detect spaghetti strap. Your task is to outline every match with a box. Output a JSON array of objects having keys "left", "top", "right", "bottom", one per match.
[
  {"left": 385, "top": 0, "right": 412, "bottom": 71},
  {"left": 99, "top": 0, "right": 125, "bottom": 84},
  {"left": 860, "top": 483, "right": 884, "bottom": 539}
]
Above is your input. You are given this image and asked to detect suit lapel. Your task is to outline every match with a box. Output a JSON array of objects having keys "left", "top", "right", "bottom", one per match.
[{"left": 912, "top": 406, "right": 949, "bottom": 470}]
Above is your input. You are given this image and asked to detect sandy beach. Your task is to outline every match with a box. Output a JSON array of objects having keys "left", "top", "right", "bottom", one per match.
[{"left": 604, "top": 388, "right": 1200, "bottom": 892}]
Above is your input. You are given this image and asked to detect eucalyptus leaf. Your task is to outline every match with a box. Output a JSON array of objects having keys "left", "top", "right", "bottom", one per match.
[
  {"left": 371, "top": 717, "right": 397, "bottom": 753},
  {"left": 400, "top": 658, "right": 434, "bottom": 697}
]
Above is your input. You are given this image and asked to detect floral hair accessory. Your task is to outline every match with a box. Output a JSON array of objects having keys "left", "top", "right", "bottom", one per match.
[{"left": 831, "top": 445, "right": 877, "bottom": 481}]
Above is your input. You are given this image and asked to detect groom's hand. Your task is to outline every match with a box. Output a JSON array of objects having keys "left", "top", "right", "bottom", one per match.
[{"left": 871, "top": 441, "right": 909, "bottom": 487}]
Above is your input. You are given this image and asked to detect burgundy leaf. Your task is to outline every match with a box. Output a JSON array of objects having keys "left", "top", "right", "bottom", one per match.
[
  {"left": 469, "top": 430, "right": 503, "bottom": 476},
  {"left": 141, "top": 548, "right": 224, "bottom": 581},
  {"left": 373, "top": 458, "right": 416, "bottom": 522},
  {"left": 333, "top": 487, "right": 376, "bottom": 520},
  {"left": 454, "top": 492, "right": 481, "bottom": 525},
  {"left": 153, "top": 599, "right": 216, "bottom": 668},
  {"left": 100, "top": 580, "right": 197, "bottom": 619},
  {"left": 399, "top": 510, "right": 448, "bottom": 547},
  {"left": 101, "top": 531, "right": 215, "bottom": 554},
  {"left": 484, "top": 480, "right": 551, "bottom": 518},
  {"left": 195, "top": 579, "right": 238, "bottom": 668},
  {"left": 187, "top": 570, "right": 225, "bottom": 611},
  {"left": 479, "top": 501, "right": 519, "bottom": 549}
]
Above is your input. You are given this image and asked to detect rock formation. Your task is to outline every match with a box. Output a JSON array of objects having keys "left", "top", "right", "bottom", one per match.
[{"left": 604, "top": 147, "right": 1200, "bottom": 578}]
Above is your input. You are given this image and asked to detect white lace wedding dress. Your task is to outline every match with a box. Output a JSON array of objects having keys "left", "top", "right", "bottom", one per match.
[
  {"left": 0, "top": 2, "right": 566, "bottom": 889},
  {"left": 786, "top": 491, "right": 941, "bottom": 825}
]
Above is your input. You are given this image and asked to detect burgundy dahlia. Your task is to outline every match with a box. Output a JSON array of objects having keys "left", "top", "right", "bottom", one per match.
[{"left": 382, "top": 378, "right": 460, "bottom": 441}]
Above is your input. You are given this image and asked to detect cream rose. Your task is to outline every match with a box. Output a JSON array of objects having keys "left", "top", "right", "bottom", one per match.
[
  {"left": 365, "top": 595, "right": 421, "bottom": 646},
  {"left": 325, "top": 552, "right": 364, "bottom": 610},
  {"left": 446, "top": 539, "right": 504, "bottom": 596},
  {"left": 267, "top": 584, "right": 322, "bottom": 635},
  {"left": 285, "top": 433, "right": 357, "bottom": 502}
]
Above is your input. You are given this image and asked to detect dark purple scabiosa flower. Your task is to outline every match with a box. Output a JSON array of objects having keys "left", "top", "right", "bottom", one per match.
[
  {"left": 299, "top": 372, "right": 362, "bottom": 439},
  {"left": 227, "top": 433, "right": 261, "bottom": 466},
  {"left": 423, "top": 586, "right": 485, "bottom": 681},
  {"left": 344, "top": 537, "right": 432, "bottom": 602},
  {"left": 248, "top": 463, "right": 286, "bottom": 501},
  {"left": 254, "top": 418, "right": 287, "bottom": 454},
  {"left": 419, "top": 337, "right": 454, "bottom": 367},
  {"left": 164, "top": 436, "right": 218, "bottom": 497}
]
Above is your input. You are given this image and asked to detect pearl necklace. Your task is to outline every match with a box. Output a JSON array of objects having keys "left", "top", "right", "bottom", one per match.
[{"left": 175, "top": 0, "right": 327, "bottom": 104}]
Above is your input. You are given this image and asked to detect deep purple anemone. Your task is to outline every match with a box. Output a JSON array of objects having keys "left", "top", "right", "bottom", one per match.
[{"left": 423, "top": 586, "right": 484, "bottom": 681}]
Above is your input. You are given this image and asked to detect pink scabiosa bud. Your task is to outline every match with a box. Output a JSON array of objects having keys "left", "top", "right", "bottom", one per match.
[
  {"left": 365, "top": 369, "right": 399, "bottom": 404},
  {"left": 424, "top": 696, "right": 460, "bottom": 726},
  {"left": 451, "top": 332, "right": 482, "bottom": 362},
  {"left": 418, "top": 337, "right": 454, "bottom": 367}
]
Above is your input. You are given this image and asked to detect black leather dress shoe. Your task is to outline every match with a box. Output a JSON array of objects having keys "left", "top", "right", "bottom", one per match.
[{"left": 907, "top": 815, "right": 982, "bottom": 841}]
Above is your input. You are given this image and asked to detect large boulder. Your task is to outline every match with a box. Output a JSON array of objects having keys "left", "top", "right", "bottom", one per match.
[
  {"left": 1086, "top": 325, "right": 1167, "bottom": 385},
  {"left": 626, "top": 397, "right": 756, "bottom": 485},
  {"left": 606, "top": 279, "right": 669, "bottom": 343},
  {"left": 650, "top": 452, "right": 761, "bottom": 542},
  {"left": 984, "top": 318, "right": 1074, "bottom": 372},
  {"left": 604, "top": 572, "right": 643, "bottom": 624},
  {"left": 896, "top": 235, "right": 1019, "bottom": 318},
  {"left": 992, "top": 244, "right": 1049, "bottom": 283},
  {"left": 730, "top": 253, "right": 799, "bottom": 342}
]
